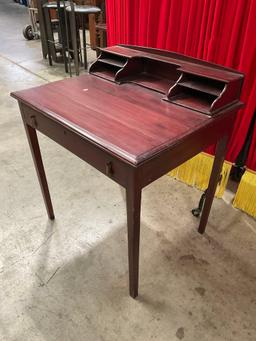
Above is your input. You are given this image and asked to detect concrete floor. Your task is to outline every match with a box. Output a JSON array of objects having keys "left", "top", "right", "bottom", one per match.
[{"left": 1, "top": 1, "right": 256, "bottom": 340}]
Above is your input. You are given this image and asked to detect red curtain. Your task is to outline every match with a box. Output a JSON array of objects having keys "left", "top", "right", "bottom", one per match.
[
  {"left": 246, "top": 122, "right": 256, "bottom": 171},
  {"left": 106, "top": 0, "right": 256, "bottom": 163}
]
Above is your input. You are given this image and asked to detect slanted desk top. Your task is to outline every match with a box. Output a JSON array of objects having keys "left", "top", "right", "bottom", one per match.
[{"left": 11, "top": 45, "right": 244, "bottom": 298}]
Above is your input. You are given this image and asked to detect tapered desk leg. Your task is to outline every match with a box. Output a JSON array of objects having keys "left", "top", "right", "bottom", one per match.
[
  {"left": 198, "top": 136, "right": 228, "bottom": 234},
  {"left": 126, "top": 185, "right": 141, "bottom": 298},
  {"left": 23, "top": 123, "right": 55, "bottom": 220}
]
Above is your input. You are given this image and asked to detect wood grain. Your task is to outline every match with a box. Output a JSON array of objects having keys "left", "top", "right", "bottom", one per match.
[
  {"left": 11, "top": 75, "right": 241, "bottom": 165},
  {"left": 11, "top": 45, "right": 244, "bottom": 298}
]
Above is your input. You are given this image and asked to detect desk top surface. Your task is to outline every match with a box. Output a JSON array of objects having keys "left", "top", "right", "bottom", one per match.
[
  {"left": 12, "top": 45, "right": 243, "bottom": 165},
  {"left": 11, "top": 74, "right": 219, "bottom": 165}
]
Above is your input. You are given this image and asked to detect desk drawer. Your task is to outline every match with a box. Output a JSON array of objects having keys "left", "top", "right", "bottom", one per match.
[{"left": 20, "top": 104, "right": 133, "bottom": 188}]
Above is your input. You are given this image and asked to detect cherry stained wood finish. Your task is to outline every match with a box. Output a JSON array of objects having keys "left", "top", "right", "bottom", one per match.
[
  {"left": 12, "top": 75, "right": 211, "bottom": 165},
  {"left": 126, "top": 180, "right": 141, "bottom": 298},
  {"left": 19, "top": 102, "right": 133, "bottom": 188},
  {"left": 198, "top": 135, "right": 228, "bottom": 234},
  {"left": 20, "top": 105, "right": 55, "bottom": 220},
  {"left": 90, "top": 45, "right": 243, "bottom": 116},
  {"left": 108, "top": 45, "right": 243, "bottom": 82},
  {"left": 11, "top": 45, "right": 244, "bottom": 299}
]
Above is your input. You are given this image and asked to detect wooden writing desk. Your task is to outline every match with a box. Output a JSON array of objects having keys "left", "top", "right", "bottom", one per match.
[{"left": 11, "top": 45, "right": 244, "bottom": 298}]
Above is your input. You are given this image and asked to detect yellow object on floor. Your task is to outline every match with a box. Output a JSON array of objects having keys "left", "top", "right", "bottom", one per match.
[
  {"left": 169, "top": 152, "right": 232, "bottom": 198},
  {"left": 233, "top": 169, "right": 256, "bottom": 218}
]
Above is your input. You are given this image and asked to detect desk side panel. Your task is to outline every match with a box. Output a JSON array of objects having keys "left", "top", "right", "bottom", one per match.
[{"left": 138, "top": 108, "right": 238, "bottom": 188}]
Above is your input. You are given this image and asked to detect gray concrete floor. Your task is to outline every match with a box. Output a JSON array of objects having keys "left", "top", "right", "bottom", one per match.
[{"left": 0, "top": 1, "right": 256, "bottom": 340}]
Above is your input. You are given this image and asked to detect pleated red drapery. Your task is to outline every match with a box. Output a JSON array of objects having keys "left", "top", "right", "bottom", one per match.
[
  {"left": 247, "top": 123, "right": 256, "bottom": 171},
  {"left": 106, "top": 0, "right": 256, "bottom": 164}
]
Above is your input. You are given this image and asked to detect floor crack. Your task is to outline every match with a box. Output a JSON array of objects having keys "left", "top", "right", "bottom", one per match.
[
  {"left": 32, "top": 231, "right": 55, "bottom": 255},
  {"left": 46, "top": 266, "right": 61, "bottom": 285},
  {"left": 0, "top": 53, "right": 49, "bottom": 82}
]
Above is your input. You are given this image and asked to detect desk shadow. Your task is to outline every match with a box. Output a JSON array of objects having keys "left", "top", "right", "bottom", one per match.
[{"left": 25, "top": 218, "right": 256, "bottom": 341}]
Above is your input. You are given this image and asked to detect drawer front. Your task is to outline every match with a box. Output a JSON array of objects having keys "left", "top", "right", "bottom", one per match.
[{"left": 20, "top": 103, "right": 133, "bottom": 188}]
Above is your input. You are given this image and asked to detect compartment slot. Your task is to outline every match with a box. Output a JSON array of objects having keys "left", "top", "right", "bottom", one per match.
[
  {"left": 168, "top": 86, "right": 217, "bottom": 114},
  {"left": 119, "top": 58, "right": 181, "bottom": 94},
  {"left": 98, "top": 52, "right": 128, "bottom": 68},
  {"left": 179, "top": 74, "right": 225, "bottom": 96},
  {"left": 90, "top": 63, "right": 121, "bottom": 82},
  {"left": 98, "top": 58, "right": 127, "bottom": 68},
  {"left": 129, "top": 73, "right": 176, "bottom": 93}
]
